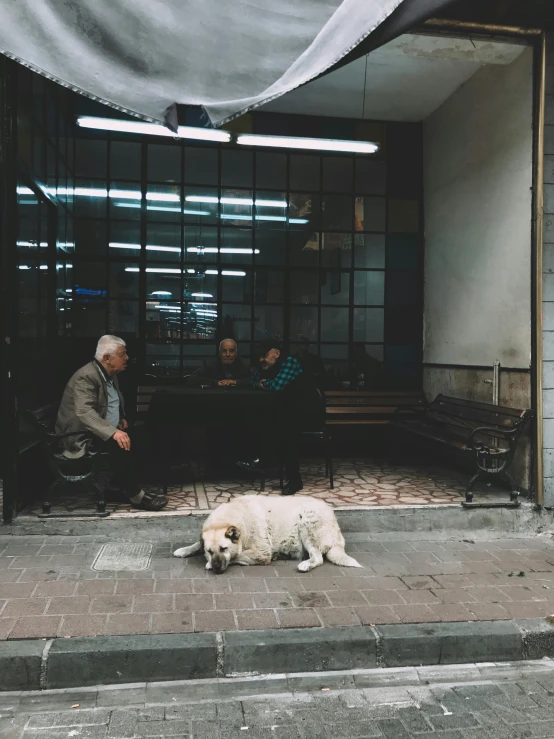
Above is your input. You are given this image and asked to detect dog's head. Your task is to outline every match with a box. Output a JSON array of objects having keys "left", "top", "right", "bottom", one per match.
[{"left": 202, "top": 525, "right": 241, "bottom": 573}]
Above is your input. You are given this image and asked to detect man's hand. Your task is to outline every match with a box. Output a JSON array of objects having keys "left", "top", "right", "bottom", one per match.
[
  {"left": 118, "top": 418, "right": 129, "bottom": 430},
  {"left": 218, "top": 379, "right": 236, "bottom": 387},
  {"left": 258, "top": 380, "right": 266, "bottom": 389},
  {"left": 112, "top": 430, "right": 131, "bottom": 450}
]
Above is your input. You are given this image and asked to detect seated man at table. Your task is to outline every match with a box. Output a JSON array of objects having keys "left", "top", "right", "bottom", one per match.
[
  {"left": 237, "top": 340, "right": 316, "bottom": 495},
  {"left": 56, "top": 335, "right": 168, "bottom": 511},
  {"left": 188, "top": 338, "right": 251, "bottom": 387},
  {"left": 294, "top": 336, "right": 326, "bottom": 385}
]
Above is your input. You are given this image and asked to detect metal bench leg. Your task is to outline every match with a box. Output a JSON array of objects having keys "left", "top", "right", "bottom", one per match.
[
  {"left": 42, "top": 480, "right": 59, "bottom": 515},
  {"left": 501, "top": 471, "right": 520, "bottom": 505},
  {"left": 465, "top": 472, "right": 480, "bottom": 504},
  {"left": 325, "top": 432, "right": 334, "bottom": 489}
]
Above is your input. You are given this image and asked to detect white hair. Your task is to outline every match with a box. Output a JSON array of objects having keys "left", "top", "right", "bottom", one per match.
[
  {"left": 219, "top": 338, "right": 237, "bottom": 351},
  {"left": 95, "top": 335, "right": 126, "bottom": 361}
]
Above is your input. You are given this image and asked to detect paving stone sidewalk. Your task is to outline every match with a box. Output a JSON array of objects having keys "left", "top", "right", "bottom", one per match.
[
  {"left": 1, "top": 534, "right": 554, "bottom": 640},
  {"left": 3, "top": 661, "right": 554, "bottom": 738}
]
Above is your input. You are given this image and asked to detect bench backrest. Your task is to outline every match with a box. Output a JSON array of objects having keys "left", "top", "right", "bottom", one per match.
[
  {"left": 18, "top": 402, "right": 59, "bottom": 453},
  {"left": 325, "top": 390, "right": 425, "bottom": 424},
  {"left": 426, "top": 394, "right": 532, "bottom": 437}
]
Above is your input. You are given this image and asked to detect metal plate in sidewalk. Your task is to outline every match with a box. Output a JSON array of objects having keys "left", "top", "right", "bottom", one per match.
[{"left": 92, "top": 543, "right": 153, "bottom": 571}]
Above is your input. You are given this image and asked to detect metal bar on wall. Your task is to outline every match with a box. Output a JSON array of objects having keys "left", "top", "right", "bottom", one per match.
[
  {"left": 533, "top": 33, "right": 546, "bottom": 507},
  {"left": 0, "top": 58, "right": 19, "bottom": 524}
]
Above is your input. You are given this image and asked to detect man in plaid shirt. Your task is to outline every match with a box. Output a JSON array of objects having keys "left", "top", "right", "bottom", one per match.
[{"left": 237, "top": 340, "right": 310, "bottom": 495}]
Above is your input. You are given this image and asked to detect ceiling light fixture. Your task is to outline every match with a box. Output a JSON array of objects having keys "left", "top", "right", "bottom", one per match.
[
  {"left": 109, "top": 242, "right": 181, "bottom": 253},
  {"left": 125, "top": 267, "right": 245, "bottom": 276},
  {"left": 77, "top": 116, "right": 231, "bottom": 143},
  {"left": 186, "top": 247, "right": 260, "bottom": 254},
  {"left": 186, "top": 196, "right": 287, "bottom": 207},
  {"left": 237, "top": 133, "right": 378, "bottom": 154}
]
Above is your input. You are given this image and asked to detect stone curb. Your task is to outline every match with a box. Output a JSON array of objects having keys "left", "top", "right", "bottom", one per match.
[
  {"left": 7, "top": 501, "right": 554, "bottom": 538},
  {"left": 2, "top": 618, "right": 554, "bottom": 691}
]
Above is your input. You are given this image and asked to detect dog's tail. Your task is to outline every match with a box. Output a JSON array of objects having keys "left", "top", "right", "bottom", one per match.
[{"left": 326, "top": 546, "right": 363, "bottom": 568}]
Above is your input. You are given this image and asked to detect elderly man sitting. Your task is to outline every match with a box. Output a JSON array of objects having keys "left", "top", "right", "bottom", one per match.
[
  {"left": 56, "top": 335, "right": 168, "bottom": 511},
  {"left": 188, "top": 338, "right": 250, "bottom": 387}
]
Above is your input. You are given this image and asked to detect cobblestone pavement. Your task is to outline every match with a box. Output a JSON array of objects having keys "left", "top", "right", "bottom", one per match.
[
  {"left": 20, "top": 459, "right": 502, "bottom": 517},
  {"left": 3, "top": 660, "right": 554, "bottom": 738},
  {"left": 1, "top": 533, "right": 554, "bottom": 639}
]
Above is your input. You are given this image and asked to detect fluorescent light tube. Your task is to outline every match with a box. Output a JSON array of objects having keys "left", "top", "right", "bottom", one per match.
[
  {"left": 109, "top": 243, "right": 181, "bottom": 253},
  {"left": 186, "top": 195, "right": 287, "bottom": 207},
  {"left": 77, "top": 116, "right": 231, "bottom": 143},
  {"left": 237, "top": 133, "right": 378, "bottom": 154}
]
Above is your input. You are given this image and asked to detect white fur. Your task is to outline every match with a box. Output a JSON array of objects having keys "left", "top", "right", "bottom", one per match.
[{"left": 173, "top": 495, "right": 362, "bottom": 573}]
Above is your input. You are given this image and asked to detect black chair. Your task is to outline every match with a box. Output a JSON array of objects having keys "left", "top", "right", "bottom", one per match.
[
  {"left": 260, "top": 387, "right": 334, "bottom": 491},
  {"left": 24, "top": 406, "right": 110, "bottom": 518}
]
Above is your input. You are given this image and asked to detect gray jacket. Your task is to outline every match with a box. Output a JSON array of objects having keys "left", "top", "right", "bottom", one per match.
[{"left": 55, "top": 361, "right": 126, "bottom": 457}]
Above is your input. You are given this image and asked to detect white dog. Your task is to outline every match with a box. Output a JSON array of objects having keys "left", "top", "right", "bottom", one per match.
[{"left": 173, "top": 495, "right": 362, "bottom": 573}]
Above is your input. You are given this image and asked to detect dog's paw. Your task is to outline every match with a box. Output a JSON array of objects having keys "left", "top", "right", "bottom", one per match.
[
  {"left": 205, "top": 561, "right": 213, "bottom": 571},
  {"left": 297, "top": 560, "right": 312, "bottom": 573},
  {"left": 173, "top": 547, "right": 189, "bottom": 558}
]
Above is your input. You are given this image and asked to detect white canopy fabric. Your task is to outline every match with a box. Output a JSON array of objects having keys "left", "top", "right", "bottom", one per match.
[{"left": 0, "top": 0, "right": 455, "bottom": 128}]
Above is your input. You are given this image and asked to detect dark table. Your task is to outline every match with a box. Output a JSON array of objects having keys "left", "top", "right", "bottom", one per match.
[
  {"left": 147, "top": 388, "right": 277, "bottom": 492},
  {"left": 147, "top": 386, "right": 276, "bottom": 427}
]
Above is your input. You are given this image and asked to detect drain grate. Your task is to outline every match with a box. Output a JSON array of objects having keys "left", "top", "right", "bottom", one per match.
[{"left": 92, "top": 543, "right": 153, "bottom": 571}]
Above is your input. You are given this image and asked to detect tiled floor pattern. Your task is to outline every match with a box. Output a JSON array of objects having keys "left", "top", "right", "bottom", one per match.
[
  {"left": 0, "top": 534, "right": 553, "bottom": 639},
  {"left": 20, "top": 459, "right": 504, "bottom": 517}
]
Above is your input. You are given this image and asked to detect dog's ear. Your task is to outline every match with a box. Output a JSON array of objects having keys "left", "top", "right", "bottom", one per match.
[{"left": 225, "top": 526, "right": 240, "bottom": 543}]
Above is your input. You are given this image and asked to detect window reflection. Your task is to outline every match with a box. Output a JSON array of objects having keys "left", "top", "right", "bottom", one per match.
[
  {"left": 108, "top": 299, "right": 139, "bottom": 335},
  {"left": 109, "top": 181, "right": 141, "bottom": 221},
  {"left": 146, "top": 222, "right": 182, "bottom": 262},
  {"left": 146, "top": 343, "right": 181, "bottom": 377},
  {"left": 222, "top": 304, "right": 251, "bottom": 341},
  {"left": 110, "top": 262, "right": 139, "bottom": 299},
  {"left": 290, "top": 270, "right": 318, "bottom": 304},
  {"left": 290, "top": 306, "right": 318, "bottom": 343},
  {"left": 254, "top": 306, "right": 283, "bottom": 341},
  {"left": 183, "top": 186, "right": 219, "bottom": 224},
  {"left": 320, "top": 271, "right": 350, "bottom": 305},
  {"left": 321, "top": 307, "right": 348, "bottom": 341},
  {"left": 322, "top": 195, "right": 352, "bottom": 231},
  {"left": 353, "top": 233, "right": 385, "bottom": 269},
  {"left": 321, "top": 233, "right": 351, "bottom": 268},
  {"left": 184, "top": 147, "right": 218, "bottom": 185},
  {"left": 148, "top": 143, "right": 181, "bottom": 182},
  {"left": 322, "top": 157, "right": 353, "bottom": 193},
  {"left": 354, "top": 271, "right": 385, "bottom": 306},
  {"left": 353, "top": 308, "right": 384, "bottom": 342},
  {"left": 146, "top": 183, "right": 181, "bottom": 221}
]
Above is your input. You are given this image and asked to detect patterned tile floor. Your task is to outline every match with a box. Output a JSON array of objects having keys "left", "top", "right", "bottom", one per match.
[{"left": 20, "top": 459, "right": 505, "bottom": 518}]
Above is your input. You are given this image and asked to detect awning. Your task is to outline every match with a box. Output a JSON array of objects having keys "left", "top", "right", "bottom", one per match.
[{"left": 0, "top": 0, "right": 456, "bottom": 129}]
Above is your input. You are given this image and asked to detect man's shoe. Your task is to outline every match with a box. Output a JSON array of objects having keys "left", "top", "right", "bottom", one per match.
[
  {"left": 236, "top": 459, "right": 267, "bottom": 475},
  {"left": 131, "top": 491, "right": 168, "bottom": 511},
  {"left": 281, "top": 481, "right": 304, "bottom": 496}
]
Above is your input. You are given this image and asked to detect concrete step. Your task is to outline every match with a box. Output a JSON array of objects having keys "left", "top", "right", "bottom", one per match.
[{"left": 5, "top": 501, "right": 554, "bottom": 540}]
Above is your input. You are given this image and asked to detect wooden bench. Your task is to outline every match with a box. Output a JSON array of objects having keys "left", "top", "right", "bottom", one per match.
[
  {"left": 18, "top": 402, "right": 59, "bottom": 455},
  {"left": 20, "top": 403, "right": 110, "bottom": 518},
  {"left": 325, "top": 390, "right": 425, "bottom": 425},
  {"left": 389, "top": 393, "right": 533, "bottom": 508},
  {"left": 137, "top": 386, "right": 426, "bottom": 426}
]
